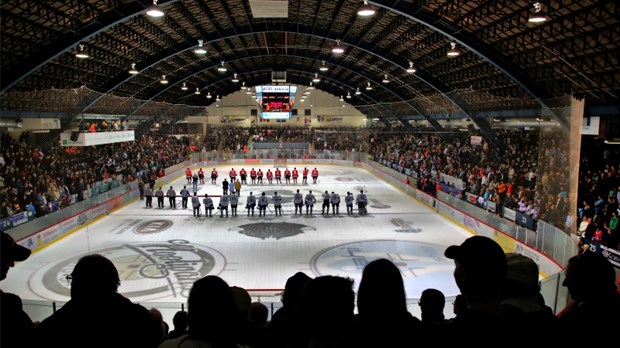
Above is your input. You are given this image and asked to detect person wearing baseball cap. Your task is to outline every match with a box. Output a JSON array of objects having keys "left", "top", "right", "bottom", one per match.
[
  {"left": 442, "top": 235, "right": 508, "bottom": 341},
  {"left": 1, "top": 232, "right": 35, "bottom": 348},
  {"left": 1, "top": 231, "right": 32, "bottom": 280}
]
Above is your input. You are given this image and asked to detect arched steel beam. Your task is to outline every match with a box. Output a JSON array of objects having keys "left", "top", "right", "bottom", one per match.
[
  {"left": 369, "top": 1, "right": 568, "bottom": 129},
  {"left": 0, "top": 0, "right": 182, "bottom": 93}
]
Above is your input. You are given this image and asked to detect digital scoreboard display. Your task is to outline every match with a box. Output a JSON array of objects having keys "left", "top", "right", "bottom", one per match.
[{"left": 257, "top": 85, "right": 296, "bottom": 119}]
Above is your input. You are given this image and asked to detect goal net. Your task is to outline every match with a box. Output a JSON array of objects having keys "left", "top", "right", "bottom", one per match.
[{"left": 274, "top": 158, "right": 288, "bottom": 168}]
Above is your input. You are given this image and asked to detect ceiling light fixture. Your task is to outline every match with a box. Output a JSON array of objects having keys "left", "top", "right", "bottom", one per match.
[
  {"left": 193, "top": 39, "right": 207, "bottom": 55},
  {"left": 308, "top": 82, "right": 315, "bottom": 90},
  {"left": 346, "top": 92, "right": 352, "bottom": 99},
  {"left": 382, "top": 74, "right": 390, "bottom": 83},
  {"left": 339, "top": 95, "right": 344, "bottom": 102},
  {"left": 406, "top": 61, "right": 417, "bottom": 73},
  {"left": 312, "top": 73, "right": 321, "bottom": 83},
  {"left": 181, "top": 82, "right": 188, "bottom": 91},
  {"left": 365, "top": 82, "right": 373, "bottom": 90},
  {"left": 194, "top": 88, "right": 201, "bottom": 95},
  {"left": 357, "top": 0, "right": 376, "bottom": 17},
  {"left": 528, "top": 2, "right": 547, "bottom": 23},
  {"left": 216, "top": 95, "right": 220, "bottom": 101},
  {"left": 355, "top": 87, "right": 361, "bottom": 95},
  {"left": 146, "top": 0, "right": 165, "bottom": 18},
  {"left": 232, "top": 73, "right": 239, "bottom": 83},
  {"left": 217, "top": 61, "right": 227, "bottom": 72},
  {"left": 320, "top": 60, "right": 329, "bottom": 72},
  {"left": 241, "top": 82, "right": 247, "bottom": 90},
  {"left": 206, "top": 92, "right": 212, "bottom": 99},
  {"left": 160, "top": 75, "right": 168, "bottom": 84},
  {"left": 128, "top": 63, "right": 138, "bottom": 75},
  {"left": 332, "top": 40, "right": 345, "bottom": 54},
  {"left": 75, "top": 44, "right": 89, "bottom": 59},
  {"left": 447, "top": 42, "right": 460, "bottom": 57}
]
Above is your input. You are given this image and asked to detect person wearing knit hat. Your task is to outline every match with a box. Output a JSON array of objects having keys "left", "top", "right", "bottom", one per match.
[{"left": 499, "top": 253, "right": 557, "bottom": 341}]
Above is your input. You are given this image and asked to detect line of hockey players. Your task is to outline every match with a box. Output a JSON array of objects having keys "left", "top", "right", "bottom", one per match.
[
  {"left": 194, "top": 189, "right": 368, "bottom": 218},
  {"left": 204, "top": 167, "right": 321, "bottom": 185}
]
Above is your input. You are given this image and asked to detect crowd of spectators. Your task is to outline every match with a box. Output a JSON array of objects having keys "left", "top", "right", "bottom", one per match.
[
  {"left": 3, "top": 124, "right": 618, "bottom": 250},
  {"left": 0, "top": 132, "right": 190, "bottom": 220}
]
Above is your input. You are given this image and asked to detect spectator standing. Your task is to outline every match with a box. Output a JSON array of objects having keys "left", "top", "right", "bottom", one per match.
[
  {"left": 35, "top": 254, "right": 162, "bottom": 347},
  {"left": 1, "top": 232, "right": 35, "bottom": 348}
]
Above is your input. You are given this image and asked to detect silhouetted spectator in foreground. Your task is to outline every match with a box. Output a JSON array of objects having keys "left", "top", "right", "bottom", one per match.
[
  {"left": 249, "top": 302, "right": 269, "bottom": 327},
  {"left": 500, "top": 253, "right": 558, "bottom": 343},
  {"left": 166, "top": 310, "right": 188, "bottom": 339},
  {"left": 35, "top": 254, "right": 161, "bottom": 348},
  {"left": 558, "top": 251, "right": 620, "bottom": 332},
  {"left": 1, "top": 232, "right": 35, "bottom": 348},
  {"left": 351, "top": 258, "right": 421, "bottom": 347},
  {"left": 231, "top": 285, "right": 271, "bottom": 348},
  {"left": 442, "top": 235, "right": 508, "bottom": 344},
  {"left": 269, "top": 272, "right": 312, "bottom": 348},
  {"left": 159, "top": 275, "right": 238, "bottom": 348},
  {"left": 419, "top": 288, "right": 448, "bottom": 328},
  {"left": 297, "top": 275, "right": 355, "bottom": 348}
]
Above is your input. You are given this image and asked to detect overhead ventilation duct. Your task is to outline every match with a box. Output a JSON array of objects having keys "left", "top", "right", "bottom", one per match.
[{"left": 249, "top": 0, "right": 288, "bottom": 18}]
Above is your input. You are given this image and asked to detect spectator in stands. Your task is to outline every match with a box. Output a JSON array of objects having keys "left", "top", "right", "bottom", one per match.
[
  {"left": 35, "top": 254, "right": 162, "bottom": 347},
  {"left": 419, "top": 288, "right": 448, "bottom": 328},
  {"left": 297, "top": 275, "right": 355, "bottom": 348},
  {"left": 159, "top": 275, "right": 238, "bottom": 348},
  {"left": 269, "top": 272, "right": 312, "bottom": 348},
  {"left": 352, "top": 258, "right": 421, "bottom": 347},
  {"left": 558, "top": 251, "right": 620, "bottom": 331},
  {"left": 249, "top": 302, "right": 269, "bottom": 327},
  {"left": 441, "top": 236, "right": 508, "bottom": 343},
  {"left": 500, "top": 253, "right": 558, "bottom": 342},
  {"left": 1, "top": 232, "right": 35, "bottom": 348},
  {"left": 230, "top": 286, "right": 270, "bottom": 348},
  {"left": 166, "top": 310, "right": 188, "bottom": 339}
]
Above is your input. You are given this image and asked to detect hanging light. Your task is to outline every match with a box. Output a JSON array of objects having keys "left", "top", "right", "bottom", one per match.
[
  {"left": 339, "top": 95, "right": 344, "bottom": 102},
  {"left": 206, "top": 92, "right": 212, "bottom": 99},
  {"left": 357, "top": 0, "right": 376, "bottom": 17},
  {"left": 146, "top": 0, "right": 164, "bottom": 18},
  {"left": 307, "top": 82, "right": 315, "bottom": 90},
  {"left": 194, "top": 39, "right": 207, "bottom": 55},
  {"left": 447, "top": 42, "right": 460, "bottom": 57},
  {"left": 355, "top": 87, "right": 361, "bottom": 95},
  {"left": 128, "top": 63, "right": 139, "bottom": 75},
  {"left": 240, "top": 82, "right": 247, "bottom": 90},
  {"left": 312, "top": 73, "right": 321, "bottom": 83},
  {"left": 232, "top": 73, "right": 239, "bottom": 83},
  {"left": 160, "top": 75, "right": 168, "bottom": 84},
  {"left": 217, "top": 61, "right": 227, "bottom": 72},
  {"left": 528, "top": 2, "right": 547, "bottom": 23},
  {"left": 216, "top": 95, "right": 221, "bottom": 101},
  {"left": 382, "top": 74, "right": 390, "bottom": 83},
  {"left": 194, "top": 88, "right": 201, "bottom": 95},
  {"left": 181, "top": 82, "right": 188, "bottom": 91},
  {"left": 346, "top": 91, "right": 352, "bottom": 99},
  {"left": 75, "top": 44, "right": 89, "bottom": 59},
  {"left": 406, "top": 61, "right": 416, "bottom": 73},
  {"left": 332, "top": 40, "right": 345, "bottom": 54},
  {"left": 319, "top": 60, "right": 329, "bottom": 72},
  {"left": 365, "top": 82, "right": 373, "bottom": 90}
]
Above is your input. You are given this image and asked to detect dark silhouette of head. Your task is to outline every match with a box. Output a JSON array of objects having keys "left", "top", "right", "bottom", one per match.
[
  {"left": 357, "top": 258, "right": 408, "bottom": 321},
  {"left": 69, "top": 254, "right": 120, "bottom": 300},
  {"left": 187, "top": 275, "right": 238, "bottom": 343}
]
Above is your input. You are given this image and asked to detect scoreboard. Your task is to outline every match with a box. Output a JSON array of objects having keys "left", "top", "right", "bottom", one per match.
[
  {"left": 262, "top": 94, "right": 291, "bottom": 112},
  {"left": 257, "top": 85, "right": 296, "bottom": 119}
]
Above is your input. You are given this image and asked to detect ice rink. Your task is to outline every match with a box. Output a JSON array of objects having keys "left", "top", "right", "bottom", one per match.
[{"left": 3, "top": 164, "right": 475, "bottom": 318}]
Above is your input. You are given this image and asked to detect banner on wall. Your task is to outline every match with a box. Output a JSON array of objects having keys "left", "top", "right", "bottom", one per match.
[
  {"left": 470, "top": 136, "right": 483, "bottom": 145},
  {"left": 304, "top": 116, "right": 312, "bottom": 125},
  {"left": 317, "top": 115, "right": 342, "bottom": 123}
]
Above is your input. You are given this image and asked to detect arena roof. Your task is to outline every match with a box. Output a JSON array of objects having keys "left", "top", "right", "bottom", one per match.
[{"left": 1, "top": 0, "right": 618, "bottom": 131}]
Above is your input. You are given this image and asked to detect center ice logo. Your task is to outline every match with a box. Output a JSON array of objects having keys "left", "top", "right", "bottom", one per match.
[
  {"left": 230, "top": 222, "right": 315, "bottom": 240},
  {"left": 33, "top": 239, "right": 225, "bottom": 302}
]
